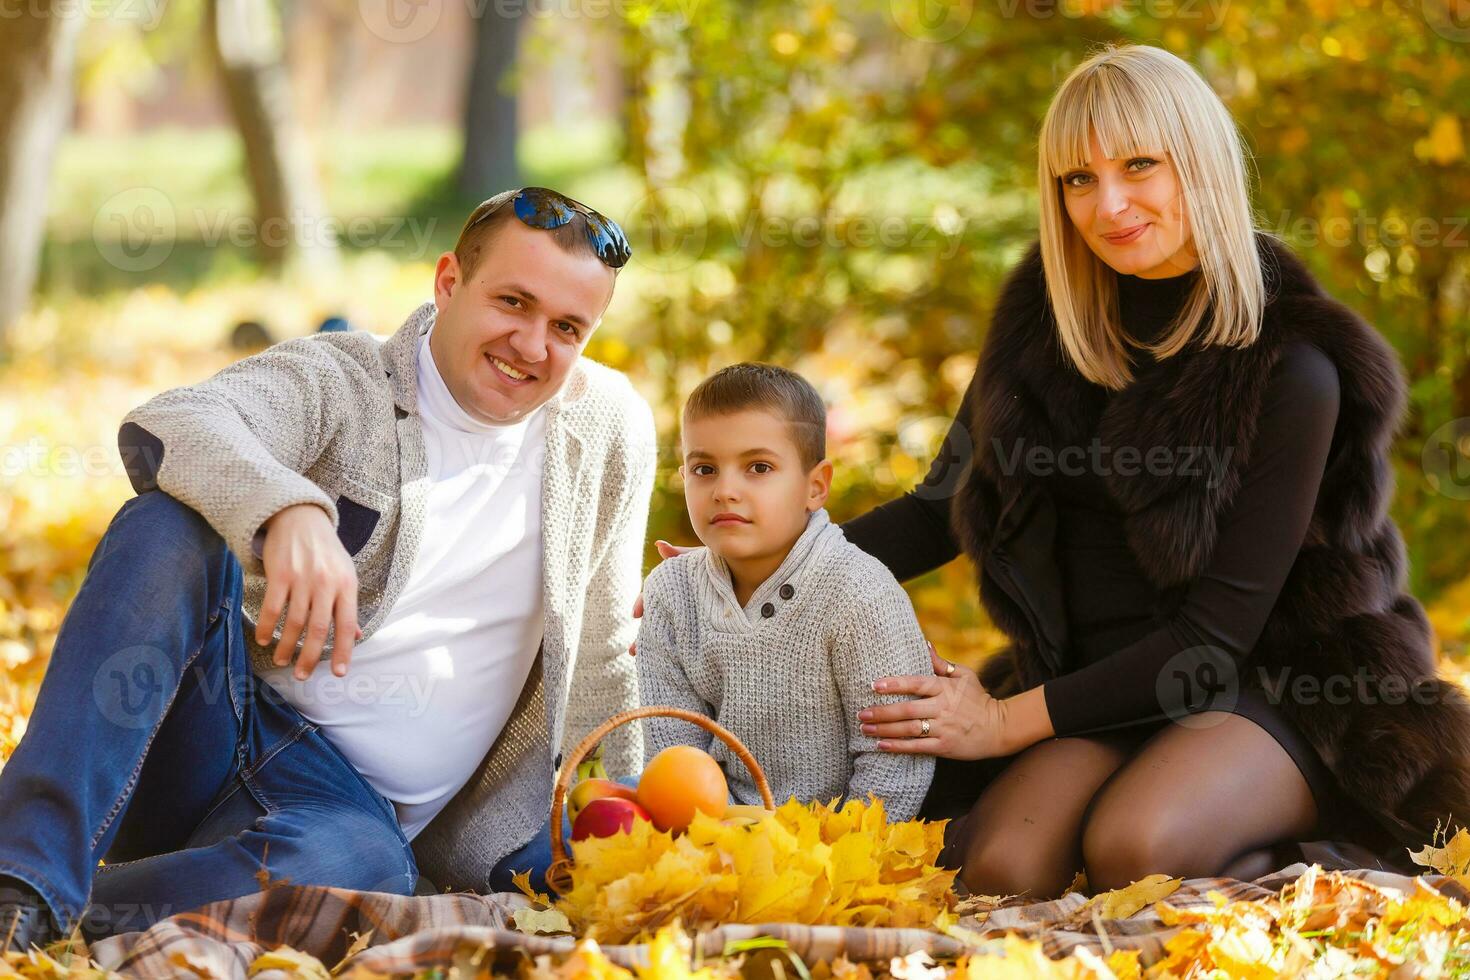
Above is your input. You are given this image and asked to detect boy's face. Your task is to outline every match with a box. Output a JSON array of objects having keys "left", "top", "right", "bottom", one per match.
[{"left": 680, "top": 408, "right": 833, "bottom": 562}]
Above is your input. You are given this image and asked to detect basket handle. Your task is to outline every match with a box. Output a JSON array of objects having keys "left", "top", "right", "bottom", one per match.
[{"left": 545, "top": 706, "right": 775, "bottom": 893}]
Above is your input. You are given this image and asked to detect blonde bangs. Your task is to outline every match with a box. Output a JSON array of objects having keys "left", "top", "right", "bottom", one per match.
[
  {"left": 1039, "top": 67, "right": 1174, "bottom": 182},
  {"left": 1035, "top": 44, "right": 1266, "bottom": 391}
]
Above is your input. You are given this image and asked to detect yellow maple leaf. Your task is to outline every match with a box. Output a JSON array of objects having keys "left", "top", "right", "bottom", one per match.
[
  {"left": 636, "top": 924, "right": 724, "bottom": 980},
  {"left": 1103, "top": 947, "right": 1141, "bottom": 980},
  {"left": 1087, "top": 873, "right": 1181, "bottom": 920},
  {"left": 1409, "top": 826, "right": 1470, "bottom": 877},
  {"left": 514, "top": 907, "right": 576, "bottom": 935},
  {"left": 950, "top": 934, "right": 1095, "bottom": 979},
  {"left": 1207, "top": 923, "right": 1282, "bottom": 980},
  {"left": 527, "top": 938, "right": 634, "bottom": 980},
  {"left": 247, "top": 945, "right": 332, "bottom": 979},
  {"left": 513, "top": 868, "right": 553, "bottom": 907}
]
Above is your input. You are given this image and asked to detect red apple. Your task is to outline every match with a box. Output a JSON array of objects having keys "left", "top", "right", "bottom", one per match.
[
  {"left": 571, "top": 797, "right": 652, "bottom": 841},
  {"left": 567, "top": 777, "right": 639, "bottom": 823}
]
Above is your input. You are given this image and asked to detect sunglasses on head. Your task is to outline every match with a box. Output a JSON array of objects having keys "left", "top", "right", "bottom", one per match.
[{"left": 465, "top": 187, "right": 632, "bottom": 269}]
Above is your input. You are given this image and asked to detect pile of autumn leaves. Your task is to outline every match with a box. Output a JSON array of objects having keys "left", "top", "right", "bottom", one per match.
[{"left": 547, "top": 797, "right": 953, "bottom": 942}]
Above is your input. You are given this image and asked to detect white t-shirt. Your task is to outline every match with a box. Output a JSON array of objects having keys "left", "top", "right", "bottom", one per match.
[{"left": 262, "top": 326, "right": 547, "bottom": 840}]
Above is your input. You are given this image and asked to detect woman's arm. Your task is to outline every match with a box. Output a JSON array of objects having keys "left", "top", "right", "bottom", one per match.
[
  {"left": 840, "top": 369, "right": 978, "bottom": 581},
  {"left": 1042, "top": 341, "right": 1342, "bottom": 736}
]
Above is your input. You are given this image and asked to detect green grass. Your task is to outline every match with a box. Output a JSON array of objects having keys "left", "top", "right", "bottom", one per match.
[{"left": 37, "top": 117, "right": 630, "bottom": 301}]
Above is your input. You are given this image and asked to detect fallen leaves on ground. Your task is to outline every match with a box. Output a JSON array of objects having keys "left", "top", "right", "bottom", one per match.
[
  {"left": 6, "top": 865, "right": 1470, "bottom": 978},
  {"left": 1409, "top": 823, "right": 1470, "bottom": 892},
  {"left": 1149, "top": 864, "right": 1470, "bottom": 977},
  {"left": 1084, "top": 875, "right": 1181, "bottom": 922}
]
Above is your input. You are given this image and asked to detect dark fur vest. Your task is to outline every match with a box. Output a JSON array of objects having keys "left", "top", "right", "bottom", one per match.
[{"left": 953, "top": 233, "right": 1470, "bottom": 845}]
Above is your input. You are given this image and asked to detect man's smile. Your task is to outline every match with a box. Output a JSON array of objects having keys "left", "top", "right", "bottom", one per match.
[{"left": 486, "top": 353, "right": 536, "bottom": 384}]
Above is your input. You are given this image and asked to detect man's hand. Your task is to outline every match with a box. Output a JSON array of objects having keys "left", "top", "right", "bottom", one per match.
[
  {"left": 256, "top": 503, "right": 363, "bottom": 680},
  {"left": 627, "top": 540, "right": 691, "bottom": 656}
]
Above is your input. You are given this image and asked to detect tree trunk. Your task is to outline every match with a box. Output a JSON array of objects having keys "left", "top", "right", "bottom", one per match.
[
  {"left": 458, "top": 2, "right": 522, "bottom": 199},
  {"left": 0, "top": 3, "right": 84, "bottom": 340},
  {"left": 206, "top": 0, "right": 337, "bottom": 273}
]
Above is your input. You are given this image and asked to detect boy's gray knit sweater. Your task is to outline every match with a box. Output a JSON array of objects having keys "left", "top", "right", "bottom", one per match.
[{"left": 635, "top": 508, "right": 935, "bottom": 820}]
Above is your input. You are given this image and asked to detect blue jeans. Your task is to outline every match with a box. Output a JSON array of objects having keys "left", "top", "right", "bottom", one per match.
[
  {"left": 488, "top": 775, "right": 641, "bottom": 894},
  {"left": 0, "top": 491, "right": 417, "bottom": 938}
]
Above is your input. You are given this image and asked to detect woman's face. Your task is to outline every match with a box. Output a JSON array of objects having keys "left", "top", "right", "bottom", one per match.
[{"left": 1060, "top": 129, "right": 1199, "bottom": 279}]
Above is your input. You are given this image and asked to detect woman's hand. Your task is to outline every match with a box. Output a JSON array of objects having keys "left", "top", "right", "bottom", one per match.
[
  {"left": 627, "top": 540, "right": 692, "bottom": 656},
  {"left": 859, "top": 645, "right": 1030, "bottom": 760}
]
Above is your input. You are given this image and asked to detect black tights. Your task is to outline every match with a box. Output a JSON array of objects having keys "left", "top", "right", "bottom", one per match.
[{"left": 945, "top": 712, "right": 1318, "bottom": 898}]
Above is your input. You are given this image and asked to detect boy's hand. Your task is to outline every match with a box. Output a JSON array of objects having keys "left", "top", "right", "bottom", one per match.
[
  {"left": 627, "top": 539, "right": 692, "bottom": 656},
  {"left": 256, "top": 503, "right": 363, "bottom": 680}
]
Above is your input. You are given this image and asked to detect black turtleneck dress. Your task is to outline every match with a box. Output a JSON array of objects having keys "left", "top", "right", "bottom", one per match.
[{"left": 843, "top": 268, "right": 1342, "bottom": 806}]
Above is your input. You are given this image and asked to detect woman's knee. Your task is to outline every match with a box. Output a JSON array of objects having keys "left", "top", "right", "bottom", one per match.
[
  {"left": 958, "top": 829, "right": 1078, "bottom": 901},
  {"left": 1080, "top": 801, "right": 1193, "bottom": 892}
]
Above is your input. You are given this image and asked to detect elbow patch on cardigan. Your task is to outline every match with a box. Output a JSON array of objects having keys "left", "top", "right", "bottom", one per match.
[
  {"left": 335, "top": 494, "right": 382, "bottom": 556},
  {"left": 118, "top": 422, "right": 165, "bottom": 494}
]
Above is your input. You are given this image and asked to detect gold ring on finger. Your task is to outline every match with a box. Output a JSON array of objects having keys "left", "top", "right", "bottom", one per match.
[{"left": 919, "top": 718, "right": 931, "bottom": 737}]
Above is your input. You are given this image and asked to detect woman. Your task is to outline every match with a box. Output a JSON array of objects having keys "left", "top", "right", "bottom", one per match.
[{"left": 842, "top": 43, "right": 1470, "bottom": 896}]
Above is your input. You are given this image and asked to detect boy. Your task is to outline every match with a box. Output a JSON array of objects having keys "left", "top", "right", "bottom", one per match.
[{"left": 635, "top": 363, "right": 935, "bottom": 820}]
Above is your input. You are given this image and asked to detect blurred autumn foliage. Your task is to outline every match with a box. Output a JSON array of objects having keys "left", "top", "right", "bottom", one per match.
[{"left": 3, "top": 0, "right": 1470, "bottom": 767}]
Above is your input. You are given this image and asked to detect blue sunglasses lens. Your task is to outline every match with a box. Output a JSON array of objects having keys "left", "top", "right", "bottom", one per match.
[
  {"left": 514, "top": 191, "right": 574, "bottom": 229},
  {"left": 583, "top": 212, "right": 632, "bottom": 268},
  {"left": 510, "top": 189, "right": 631, "bottom": 268}
]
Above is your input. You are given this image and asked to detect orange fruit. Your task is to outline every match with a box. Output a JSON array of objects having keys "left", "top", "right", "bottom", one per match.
[{"left": 636, "top": 745, "right": 728, "bottom": 832}]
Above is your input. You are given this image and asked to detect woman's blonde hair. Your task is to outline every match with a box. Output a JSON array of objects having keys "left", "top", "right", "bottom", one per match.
[{"left": 1037, "top": 43, "right": 1266, "bottom": 389}]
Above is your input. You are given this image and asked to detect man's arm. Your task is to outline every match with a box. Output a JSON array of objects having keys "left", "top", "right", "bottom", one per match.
[
  {"left": 831, "top": 577, "right": 936, "bottom": 821},
  {"left": 561, "top": 399, "right": 658, "bottom": 780},
  {"left": 118, "top": 336, "right": 355, "bottom": 574},
  {"left": 119, "top": 336, "right": 367, "bottom": 673}
]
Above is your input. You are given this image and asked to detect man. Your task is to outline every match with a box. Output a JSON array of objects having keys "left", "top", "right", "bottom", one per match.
[{"left": 0, "top": 188, "right": 656, "bottom": 949}]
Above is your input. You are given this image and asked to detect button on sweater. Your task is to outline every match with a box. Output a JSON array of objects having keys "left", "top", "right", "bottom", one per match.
[{"left": 635, "top": 508, "right": 936, "bottom": 820}]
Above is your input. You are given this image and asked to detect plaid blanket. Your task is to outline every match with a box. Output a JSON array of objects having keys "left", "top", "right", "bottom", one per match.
[{"left": 86, "top": 864, "right": 1466, "bottom": 978}]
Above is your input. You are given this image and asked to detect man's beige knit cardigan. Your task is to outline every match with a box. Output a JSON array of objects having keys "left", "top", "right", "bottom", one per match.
[{"left": 117, "top": 300, "right": 657, "bottom": 892}]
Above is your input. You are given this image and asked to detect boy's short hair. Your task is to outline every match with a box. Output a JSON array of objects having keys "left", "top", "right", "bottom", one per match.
[
  {"left": 454, "top": 189, "right": 617, "bottom": 279},
  {"left": 683, "top": 362, "right": 826, "bottom": 470}
]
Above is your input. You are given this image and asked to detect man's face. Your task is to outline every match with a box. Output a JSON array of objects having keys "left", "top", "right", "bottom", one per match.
[
  {"left": 680, "top": 408, "right": 831, "bottom": 562},
  {"left": 430, "top": 219, "right": 616, "bottom": 425}
]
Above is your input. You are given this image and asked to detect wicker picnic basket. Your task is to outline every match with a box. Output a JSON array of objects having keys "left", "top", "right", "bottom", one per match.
[{"left": 545, "top": 706, "right": 776, "bottom": 894}]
